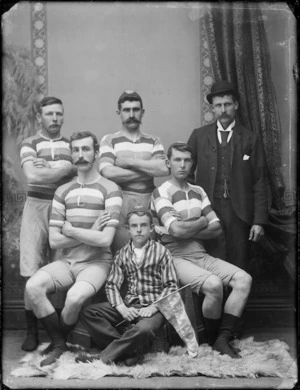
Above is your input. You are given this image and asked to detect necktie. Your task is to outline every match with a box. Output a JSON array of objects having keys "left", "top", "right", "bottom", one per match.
[{"left": 220, "top": 131, "right": 228, "bottom": 147}]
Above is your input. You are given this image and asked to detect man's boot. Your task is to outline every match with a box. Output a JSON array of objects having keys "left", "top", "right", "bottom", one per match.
[
  {"left": 21, "top": 310, "right": 39, "bottom": 351},
  {"left": 213, "top": 313, "right": 241, "bottom": 359},
  {"left": 39, "top": 312, "right": 67, "bottom": 366}
]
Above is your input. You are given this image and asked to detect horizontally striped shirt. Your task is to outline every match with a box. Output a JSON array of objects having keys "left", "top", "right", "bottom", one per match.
[
  {"left": 99, "top": 131, "right": 166, "bottom": 193},
  {"left": 49, "top": 176, "right": 122, "bottom": 263},
  {"left": 106, "top": 239, "right": 178, "bottom": 307},
  {"left": 20, "top": 132, "right": 72, "bottom": 200},
  {"left": 151, "top": 181, "right": 220, "bottom": 244}
]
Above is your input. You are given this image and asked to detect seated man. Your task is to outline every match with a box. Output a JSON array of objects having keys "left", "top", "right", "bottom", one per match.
[
  {"left": 25, "top": 131, "right": 122, "bottom": 366},
  {"left": 76, "top": 206, "right": 179, "bottom": 366},
  {"left": 151, "top": 142, "right": 252, "bottom": 359}
]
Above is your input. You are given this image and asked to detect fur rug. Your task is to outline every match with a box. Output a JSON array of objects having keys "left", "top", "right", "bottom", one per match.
[{"left": 11, "top": 337, "right": 297, "bottom": 380}]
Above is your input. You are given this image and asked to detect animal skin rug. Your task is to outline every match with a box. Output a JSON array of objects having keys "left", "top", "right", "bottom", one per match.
[{"left": 11, "top": 337, "right": 297, "bottom": 380}]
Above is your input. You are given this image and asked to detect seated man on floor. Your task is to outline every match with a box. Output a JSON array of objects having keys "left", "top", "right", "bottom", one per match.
[
  {"left": 25, "top": 131, "right": 122, "bottom": 366},
  {"left": 76, "top": 206, "right": 179, "bottom": 366},
  {"left": 151, "top": 142, "right": 252, "bottom": 359}
]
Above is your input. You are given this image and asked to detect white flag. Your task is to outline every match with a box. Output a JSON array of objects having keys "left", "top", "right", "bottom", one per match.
[{"left": 156, "top": 291, "right": 198, "bottom": 357}]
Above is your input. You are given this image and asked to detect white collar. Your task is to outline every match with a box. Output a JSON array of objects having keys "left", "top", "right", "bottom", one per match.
[{"left": 217, "top": 120, "right": 236, "bottom": 132}]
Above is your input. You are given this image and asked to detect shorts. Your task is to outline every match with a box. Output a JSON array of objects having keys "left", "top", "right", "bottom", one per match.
[
  {"left": 112, "top": 191, "right": 153, "bottom": 253},
  {"left": 40, "top": 258, "right": 112, "bottom": 293},
  {"left": 166, "top": 239, "right": 241, "bottom": 294},
  {"left": 20, "top": 197, "right": 54, "bottom": 277}
]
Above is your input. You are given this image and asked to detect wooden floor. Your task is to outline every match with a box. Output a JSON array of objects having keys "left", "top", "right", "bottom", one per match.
[{"left": 2, "top": 328, "right": 297, "bottom": 389}]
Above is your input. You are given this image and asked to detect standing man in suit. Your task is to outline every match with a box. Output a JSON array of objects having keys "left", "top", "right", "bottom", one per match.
[{"left": 187, "top": 80, "right": 268, "bottom": 270}]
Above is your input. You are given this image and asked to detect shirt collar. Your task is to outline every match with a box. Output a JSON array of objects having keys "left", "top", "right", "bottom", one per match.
[
  {"left": 217, "top": 120, "right": 236, "bottom": 132},
  {"left": 38, "top": 130, "right": 62, "bottom": 141},
  {"left": 129, "top": 238, "right": 152, "bottom": 253}
]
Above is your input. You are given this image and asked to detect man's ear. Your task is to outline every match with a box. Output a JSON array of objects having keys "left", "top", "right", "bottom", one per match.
[
  {"left": 36, "top": 112, "right": 41, "bottom": 123},
  {"left": 125, "top": 224, "right": 129, "bottom": 231},
  {"left": 166, "top": 159, "right": 171, "bottom": 169},
  {"left": 116, "top": 110, "right": 120, "bottom": 116},
  {"left": 150, "top": 223, "right": 154, "bottom": 233}
]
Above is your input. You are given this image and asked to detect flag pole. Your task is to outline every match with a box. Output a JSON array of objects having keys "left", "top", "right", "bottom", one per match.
[{"left": 115, "top": 283, "right": 191, "bottom": 327}]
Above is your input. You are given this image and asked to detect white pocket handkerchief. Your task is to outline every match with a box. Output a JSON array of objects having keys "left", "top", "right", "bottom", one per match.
[{"left": 243, "top": 154, "right": 250, "bottom": 160}]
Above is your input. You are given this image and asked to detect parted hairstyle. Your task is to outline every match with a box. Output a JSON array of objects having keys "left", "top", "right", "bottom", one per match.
[
  {"left": 167, "top": 142, "right": 194, "bottom": 160},
  {"left": 38, "top": 96, "right": 63, "bottom": 113},
  {"left": 70, "top": 131, "right": 100, "bottom": 153}
]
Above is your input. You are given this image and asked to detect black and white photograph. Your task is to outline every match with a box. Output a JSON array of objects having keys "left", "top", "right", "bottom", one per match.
[{"left": 2, "top": 1, "right": 297, "bottom": 389}]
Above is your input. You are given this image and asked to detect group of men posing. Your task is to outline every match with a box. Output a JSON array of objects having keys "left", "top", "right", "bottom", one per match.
[{"left": 19, "top": 81, "right": 268, "bottom": 367}]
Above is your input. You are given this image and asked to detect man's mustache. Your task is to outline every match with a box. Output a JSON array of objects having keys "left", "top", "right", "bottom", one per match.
[
  {"left": 126, "top": 118, "right": 141, "bottom": 124},
  {"left": 74, "top": 159, "right": 90, "bottom": 165}
]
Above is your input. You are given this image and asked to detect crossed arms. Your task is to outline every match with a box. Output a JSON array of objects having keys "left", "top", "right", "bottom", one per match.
[{"left": 101, "top": 156, "right": 169, "bottom": 183}]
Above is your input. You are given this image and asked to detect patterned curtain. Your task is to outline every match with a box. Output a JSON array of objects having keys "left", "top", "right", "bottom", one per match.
[{"left": 204, "top": 3, "right": 285, "bottom": 211}]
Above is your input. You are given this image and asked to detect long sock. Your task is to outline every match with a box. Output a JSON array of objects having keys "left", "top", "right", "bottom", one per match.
[
  {"left": 60, "top": 317, "right": 75, "bottom": 341},
  {"left": 41, "top": 309, "right": 63, "bottom": 356},
  {"left": 203, "top": 317, "right": 221, "bottom": 346},
  {"left": 39, "top": 312, "right": 67, "bottom": 366},
  {"left": 213, "top": 313, "right": 241, "bottom": 359},
  {"left": 21, "top": 310, "right": 39, "bottom": 351}
]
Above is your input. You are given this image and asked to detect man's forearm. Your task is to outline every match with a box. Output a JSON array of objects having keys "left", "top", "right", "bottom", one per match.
[
  {"left": 49, "top": 233, "right": 81, "bottom": 249},
  {"left": 67, "top": 226, "right": 115, "bottom": 247},
  {"left": 126, "top": 158, "right": 169, "bottom": 177},
  {"left": 25, "top": 165, "right": 75, "bottom": 185},
  {"left": 169, "top": 217, "right": 208, "bottom": 239},
  {"left": 193, "top": 222, "right": 222, "bottom": 240},
  {"left": 101, "top": 166, "right": 152, "bottom": 183}
]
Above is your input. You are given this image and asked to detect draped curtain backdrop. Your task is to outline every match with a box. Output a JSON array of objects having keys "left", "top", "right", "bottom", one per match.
[
  {"left": 204, "top": 2, "right": 285, "bottom": 211},
  {"left": 203, "top": 3, "right": 296, "bottom": 279}
]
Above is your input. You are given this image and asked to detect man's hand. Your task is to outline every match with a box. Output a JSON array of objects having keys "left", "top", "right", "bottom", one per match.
[
  {"left": 32, "top": 158, "right": 51, "bottom": 168},
  {"left": 169, "top": 208, "right": 181, "bottom": 220},
  {"left": 91, "top": 211, "right": 111, "bottom": 231},
  {"left": 116, "top": 304, "right": 139, "bottom": 322},
  {"left": 249, "top": 224, "right": 264, "bottom": 242},
  {"left": 139, "top": 305, "right": 158, "bottom": 318},
  {"left": 115, "top": 156, "right": 134, "bottom": 169},
  {"left": 62, "top": 221, "right": 75, "bottom": 237}
]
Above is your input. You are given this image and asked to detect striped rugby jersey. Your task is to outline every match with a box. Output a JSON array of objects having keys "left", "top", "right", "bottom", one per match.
[
  {"left": 49, "top": 176, "right": 122, "bottom": 262},
  {"left": 99, "top": 131, "right": 166, "bottom": 193},
  {"left": 20, "top": 132, "right": 72, "bottom": 200},
  {"left": 151, "top": 181, "right": 220, "bottom": 243},
  {"left": 106, "top": 239, "right": 178, "bottom": 307}
]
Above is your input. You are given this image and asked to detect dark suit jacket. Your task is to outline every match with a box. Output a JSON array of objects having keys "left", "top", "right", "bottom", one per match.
[{"left": 187, "top": 121, "right": 269, "bottom": 226}]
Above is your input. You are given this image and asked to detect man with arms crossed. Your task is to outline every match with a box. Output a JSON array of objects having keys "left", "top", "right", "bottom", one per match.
[
  {"left": 26, "top": 131, "right": 122, "bottom": 366},
  {"left": 20, "top": 96, "right": 75, "bottom": 351},
  {"left": 99, "top": 90, "right": 169, "bottom": 253},
  {"left": 152, "top": 142, "right": 252, "bottom": 358}
]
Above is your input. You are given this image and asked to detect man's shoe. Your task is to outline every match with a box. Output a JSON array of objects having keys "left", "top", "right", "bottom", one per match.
[{"left": 124, "top": 355, "right": 142, "bottom": 366}]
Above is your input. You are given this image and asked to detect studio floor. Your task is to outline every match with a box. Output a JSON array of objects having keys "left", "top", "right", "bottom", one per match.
[{"left": 2, "top": 328, "right": 298, "bottom": 389}]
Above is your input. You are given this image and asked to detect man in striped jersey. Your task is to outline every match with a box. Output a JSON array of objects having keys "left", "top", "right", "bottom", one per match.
[
  {"left": 99, "top": 90, "right": 169, "bottom": 253},
  {"left": 25, "top": 131, "right": 122, "bottom": 366},
  {"left": 152, "top": 142, "right": 252, "bottom": 359},
  {"left": 76, "top": 206, "right": 178, "bottom": 366},
  {"left": 20, "top": 96, "right": 75, "bottom": 352}
]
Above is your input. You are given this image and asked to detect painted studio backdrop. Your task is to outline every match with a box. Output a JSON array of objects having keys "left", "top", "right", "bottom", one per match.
[{"left": 2, "top": 2, "right": 296, "bottom": 328}]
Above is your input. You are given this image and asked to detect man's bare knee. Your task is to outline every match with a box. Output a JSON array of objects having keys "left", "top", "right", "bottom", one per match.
[
  {"left": 231, "top": 271, "right": 252, "bottom": 293},
  {"left": 202, "top": 275, "right": 223, "bottom": 297},
  {"left": 26, "top": 273, "right": 52, "bottom": 302}
]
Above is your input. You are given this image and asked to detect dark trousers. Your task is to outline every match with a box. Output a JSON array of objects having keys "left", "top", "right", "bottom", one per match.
[
  {"left": 79, "top": 302, "right": 164, "bottom": 364},
  {"left": 205, "top": 197, "right": 250, "bottom": 270}
]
